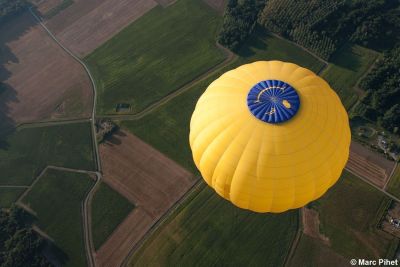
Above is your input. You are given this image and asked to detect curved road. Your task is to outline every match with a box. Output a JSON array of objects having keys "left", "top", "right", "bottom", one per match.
[{"left": 29, "top": 8, "right": 101, "bottom": 267}]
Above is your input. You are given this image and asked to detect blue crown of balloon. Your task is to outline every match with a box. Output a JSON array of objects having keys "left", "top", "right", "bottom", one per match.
[{"left": 247, "top": 80, "right": 300, "bottom": 123}]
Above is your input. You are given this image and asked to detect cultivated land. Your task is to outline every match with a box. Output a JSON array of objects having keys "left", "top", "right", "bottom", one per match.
[
  {"left": 0, "top": 12, "right": 92, "bottom": 126},
  {"left": 387, "top": 165, "right": 400, "bottom": 198},
  {"left": 346, "top": 141, "right": 395, "bottom": 188},
  {"left": 96, "top": 130, "right": 196, "bottom": 267},
  {"left": 320, "top": 44, "right": 380, "bottom": 109},
  {"left": 31, "top": 0, "right": 65, "bottom": 15},
  {"left": 203, "top": 0, "right": 226, "bottom": 14},
  {"left": 91, "top": 182, "right": 134, "bottom": 250},
  {"left": 311, "top": 171, "right": 398, "bottom": 259},
  {"left": 289, "top": 235, "right": 349, "bottom": 267},
  {"left": 0, "top": 122, "right": 95, "bottom": 186},
  {"left": 129, "top": 183, "right": 298, "bottom": 266},
  {"left": 122, "top": 31, "right": 325, "bottom": 173},
  {"left": 0, "top": 187, "right": 25, "bottom": 208},
  {"left": 21, "top": 168, "right": 95, "bottom": 267},
  {"left": 86, "top": 0, "right": 227, "bottom": 115},
  {"left": 42, "top": 0, "right": 158, "bottom": 56}
]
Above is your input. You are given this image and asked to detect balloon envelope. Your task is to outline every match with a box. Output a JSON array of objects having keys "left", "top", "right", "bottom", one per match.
[{"left": 189, "top": 61, "right": 351, "bottom": 213}]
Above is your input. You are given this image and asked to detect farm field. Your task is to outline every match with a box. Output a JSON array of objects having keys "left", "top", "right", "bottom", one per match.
[
  {"left": 122, "top": 31, "right": 325, "bottom": 173},
  {"left": 320, "top": 44, "right": 380, "bottom": 109},
  {"left": 96, "top": 130, "right": 196, "bottom": 267},
  {"left": 203, "top": 0, "right": 226, "bottom": 14},
  {"left": 387, "top": 165, "right": 400, "bottom": 199},
  {"left": 42, "top": 0, "right": 158, "bottom": 56},
  {"left": 310, "top": 171, "right": 398, "bottom": 259},
  {"left": 91, "top": 182, "right": 134, "bottom": 250},
  {"left": 0, "top": 187, "right": 26, "bottom": 208},
  {"left": 0, "top": 122, "right": 95, "bottom": 185},
  {"left": 31, "top": 0, "right": 64, "bottom": 15},
  {"left": 288, "top": 235, "right": 349, "bottom": 267},
  {"left": 20, "top": 168, "right": 95, "bottom": 267},
  {"left": 346, "top": 141, "right": 395, "bottom": 188},
  {"left": 0, "top": 12, "right": 92, "bottom": 127},
  {"left": 128, "top": 183, "right": 298, "bottom": 266},
  {"left": 85, "top": 0, "right": 226, "bottom": 115}
]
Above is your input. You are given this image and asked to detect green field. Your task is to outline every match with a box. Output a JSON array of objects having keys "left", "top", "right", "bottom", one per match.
[
  {"left": 236, "top": 30, "right": 324, "bottom": 71},
  {"left": 86, "top": 0, "right": 226, "bottom": 115},
  {"left": 0, "top": 122, "right": 95, "bottom": 185},
  {"left": 129, "top": 183, "right": 298, "bottom": 266},
  {"left": 122, "top": 31, "right": 324, "bottom": 173},
  {"left": 21, "top": 169, "right": 94, "bottom": 267},
  {"left": 386, "top": 165, "right": 400, "bottom": 199},
  {"left": 321, "top": 44, "right": 380, "bottom": 109},
  {"left": 91, "top": 182, "right": 134, "bottom": 250},
  {"left": 289, "top": 235, "right": 349, "bottom": 267},
  {"left": 0, "top": 187, "right": 25, "bottom": 207},
  {"left": 310, "top": 171, "right": 397, "bottom": 259}
]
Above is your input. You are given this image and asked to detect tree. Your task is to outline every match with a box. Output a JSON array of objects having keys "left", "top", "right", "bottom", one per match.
[
  {"left": 218, "top": 0, "right": 266, "bottom": 50},
  {"left": 380, "top": 104, "right": 400, "bottom": 133}
]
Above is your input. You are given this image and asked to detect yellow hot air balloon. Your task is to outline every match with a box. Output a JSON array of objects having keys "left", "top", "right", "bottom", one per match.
[{"left": 189, "top": 61, "right": 351, "bottom": 213}]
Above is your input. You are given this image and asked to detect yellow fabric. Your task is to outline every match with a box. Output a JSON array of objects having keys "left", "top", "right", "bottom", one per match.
[{"left": 189, "top": 61, "right": 351, "bottom": 213}]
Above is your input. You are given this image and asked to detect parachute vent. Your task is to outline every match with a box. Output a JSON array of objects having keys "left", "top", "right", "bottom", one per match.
[{"left": 247, "top": 80, "right": 300, "bottom": 124}]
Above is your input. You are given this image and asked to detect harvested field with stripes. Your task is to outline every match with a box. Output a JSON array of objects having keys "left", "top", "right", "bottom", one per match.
[
  {"left": 42, "top": 0, "right": 158, "bottom": 56},
  {"left": 97, "top": 130, "right": 196, "bottom": 267},
  {"left": 346, "top": 142, "right": 395, "bottom": 188},
  {"left": 0, "top": 12, "right": 92, "bottom": 127}
]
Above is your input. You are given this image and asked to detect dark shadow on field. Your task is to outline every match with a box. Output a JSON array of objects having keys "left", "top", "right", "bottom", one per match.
[
  {"left": 328, "top": 43, "right": 362, "bottom": 70},
  {"left": 114, "top": 130, "right": 126, "bottom": 137},
  {"left": 236, "top": 27, "right": 269, "bottom": 58},
  {"left": 43, "top": 240, "right": 69, "bottom": 266},
  {"left": 0, "top": 10, "right": 38, "bottom": 149},
  {"left": 106, "top": 135, "right": 122, "bottom": 145}
]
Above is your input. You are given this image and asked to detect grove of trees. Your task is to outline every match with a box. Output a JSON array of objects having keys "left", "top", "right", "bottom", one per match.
[
  {"left": 0, "top": 0, "right": 27, "bottom": 24},
  {"left": 218, "top": 0, "right": 265, "bottom": 51},
  {"left": 218, "top": 0, "right": 400, "bottom": 59},
  {"left": 360, "top": 46, "right": 400, "bottom": 133},
  {"left": 0, "top": 207, "right": 51, "bottom": 267}
]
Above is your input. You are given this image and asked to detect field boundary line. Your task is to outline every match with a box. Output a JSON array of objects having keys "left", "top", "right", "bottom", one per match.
[
  {"left": 17, "top": 118, "right": 91, "bottom": 130},
  {"left": 346, "top": 168, "right": 400, "bottom": 202},
  {"left": 0, "top": 185, "right": 29, "bottom": 188},
  {"left": 384, "top": 163, "right": 399, "bottom": 190},
  {"left": 98, "top": 42, "right": 236, "bottom": 121},
  {"left": 353, "top": 52, "right": 382, "bottom": 96},
  {"left": 121, "top": 179, "right": 203, "bottom": 267},
  {"left": 14, "top": 165, "right": 100, "bottom": 267},
  {"left": 283, "top": 208, "right": 303, "bottom": 267},
  {"left": 269, "top": 32, "right": 328, "bottom": 65},
  {"left": 30, "top": 8, "right": 102, "bottom": 267},
  {"left": 29, "top": 7, "right": 101, "bottom": 172},
  {"left": 15, "top": 165, "right": 99, "bottom": 204},
  {"left": 82, "top": 173, "right": 102, "bottom": 267}
]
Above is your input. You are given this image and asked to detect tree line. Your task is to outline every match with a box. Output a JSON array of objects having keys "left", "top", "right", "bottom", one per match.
[
  {"left": 219, "top": 0, "right": 400, "bottom": 59},
  {"left": 360, "top": 46, "right": 400, "bottom": 133}
]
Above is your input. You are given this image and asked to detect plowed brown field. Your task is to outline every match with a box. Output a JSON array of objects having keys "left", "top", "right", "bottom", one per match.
[
  {"left": 43, "top": 0, "right": 158, "bottom": 56},
  {"left": 346, "top": 141, "right": 395, "bottom": 188},
  {"left": 0, "top": 12, "right": 92, "bottom": 127},
  {"left": 97, "top": 130, "right": 196, "bottom": 267}
]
